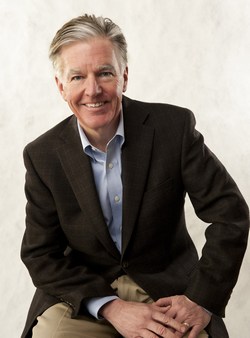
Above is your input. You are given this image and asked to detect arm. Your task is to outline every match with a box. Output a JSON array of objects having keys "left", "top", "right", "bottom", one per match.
[
  {"left": 152, "top": 110, "right": 248, "bottom": 338},
  {"left": 21, "top": 146, "right": 116, "bottom": 317},
  {"left": 180, "top": 110, "right": 249, "bottom": 315}
]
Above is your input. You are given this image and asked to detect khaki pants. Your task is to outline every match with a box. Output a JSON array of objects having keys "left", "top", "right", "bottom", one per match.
[{"left": 32, "top": 275, "right": 208, "bottom": 338}]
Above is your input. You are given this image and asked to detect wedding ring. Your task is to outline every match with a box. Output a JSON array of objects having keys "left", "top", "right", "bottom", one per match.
[{"left": 183, "top": 322, "right": 190, "bottom": 328}]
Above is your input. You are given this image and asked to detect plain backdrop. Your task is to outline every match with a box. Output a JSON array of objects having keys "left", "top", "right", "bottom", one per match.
[{"left": 0, "top": 1, "right": 249, "bottom": 337}]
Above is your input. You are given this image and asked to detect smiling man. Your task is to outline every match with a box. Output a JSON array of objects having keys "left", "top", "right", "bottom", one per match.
[{"left": 21, "top": 14, "right": 249, "bottom": 338}]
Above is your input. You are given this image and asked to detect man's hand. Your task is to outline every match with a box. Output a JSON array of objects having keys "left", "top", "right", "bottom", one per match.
[
  {"left": 100, "top": 298, "right": 189, "bottom": 338},
  {"left": 156, "top": 295, "right": 211, "bottom": 338}
]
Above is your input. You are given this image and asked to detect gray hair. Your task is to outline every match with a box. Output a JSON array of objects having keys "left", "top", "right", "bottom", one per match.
[{"left": 49, "top": 14, "right": 128, "bottom": 77}]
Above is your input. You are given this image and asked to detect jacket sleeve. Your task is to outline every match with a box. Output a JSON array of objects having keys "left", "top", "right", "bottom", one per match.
[
  {"left": 181, "top": 110, "right": 249, "bottom": 316},
  {"left": 21, "top": 146, "right": 116, "bottom": 317}
]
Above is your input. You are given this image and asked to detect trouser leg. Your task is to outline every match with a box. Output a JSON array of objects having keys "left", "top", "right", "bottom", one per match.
[{"left": 32, "top": 302, "right": 120, "bottom": 338}]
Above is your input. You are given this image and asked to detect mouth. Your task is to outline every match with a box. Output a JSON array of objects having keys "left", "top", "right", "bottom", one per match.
[{"left": 83, "top": 102, "right": 106, "bottom": 108}]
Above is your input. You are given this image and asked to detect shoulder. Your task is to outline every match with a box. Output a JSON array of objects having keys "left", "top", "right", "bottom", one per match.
[
  {"left": 122, "top": 95, "right": 195, "bottom": 128},
  {"left": 24, "top": 115, "right": 75, "bottom": 154}
]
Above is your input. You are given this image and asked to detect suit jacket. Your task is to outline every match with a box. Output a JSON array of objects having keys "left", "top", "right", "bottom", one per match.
[{"left": 21, "top": 96, "right": 249, "bottom": 338}]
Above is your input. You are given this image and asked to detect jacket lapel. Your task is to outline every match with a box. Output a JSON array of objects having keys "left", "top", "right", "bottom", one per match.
[
  {"left": 57, "top": 116, "right": 120, "bottom": 259},
  {"left": 121, "top": 97, "right": 155, "bottom": 256}
]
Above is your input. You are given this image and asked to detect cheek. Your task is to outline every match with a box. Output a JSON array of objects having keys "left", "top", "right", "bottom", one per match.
[
  {"left": 114, "top": 82, "right": 125, "bottom": 100},
  {"left": 64, "top": 88, "right": 81, "bottom": 103}
]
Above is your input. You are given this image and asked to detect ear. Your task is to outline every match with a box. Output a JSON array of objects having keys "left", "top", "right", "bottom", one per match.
[
  {"left": 55, "top": 76, "right": 67, "bottom": 101},
  {"left": 122, "top": 66, "right": 128, "bottom": 92}
]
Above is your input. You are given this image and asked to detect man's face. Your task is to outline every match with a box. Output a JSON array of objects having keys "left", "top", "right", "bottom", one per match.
[{"left": 55, "top": 38, "right": 128, "bottom": 138}]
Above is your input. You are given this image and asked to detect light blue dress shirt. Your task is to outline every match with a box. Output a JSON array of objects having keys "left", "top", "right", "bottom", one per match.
[{"left": 77, "top": 114, "right": 124, "bottom": 318}]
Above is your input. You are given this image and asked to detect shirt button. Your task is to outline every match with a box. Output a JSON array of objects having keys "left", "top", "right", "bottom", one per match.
[
  {"left": 114, "top": 195, "right": 120, "bottom": 203},
  {"left": 108, "top": 162, "right": 114, "bottom": 169}
]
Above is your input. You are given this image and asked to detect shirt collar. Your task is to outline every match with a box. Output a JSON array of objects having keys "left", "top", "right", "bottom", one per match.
[{"left": 77, "top": 110, "right": 125, "bottom": 155}]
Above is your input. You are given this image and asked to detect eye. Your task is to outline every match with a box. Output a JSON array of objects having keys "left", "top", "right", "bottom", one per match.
[
  {"left": 99, "top": 71, "right": 113, "bottom": 78},
  {"left": 71, "top": 75, "right": 83, "bottom": 81}
]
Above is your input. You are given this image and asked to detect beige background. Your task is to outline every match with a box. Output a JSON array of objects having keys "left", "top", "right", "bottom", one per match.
[{"left": 0, "top": 0, "right": 249, "bottom": 337}]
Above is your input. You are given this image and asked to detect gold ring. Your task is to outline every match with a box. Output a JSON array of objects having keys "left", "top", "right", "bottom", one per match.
[{"left": 183, "top": 322, "right": 190, "bottom": 328}]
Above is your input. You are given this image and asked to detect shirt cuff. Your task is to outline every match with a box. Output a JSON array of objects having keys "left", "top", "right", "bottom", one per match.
[
  {"left": 85, "top": 296, "right": 119, "bottom": 319},
  {"left": 203, "top": 307, "right": 212, "bottom": 316}
]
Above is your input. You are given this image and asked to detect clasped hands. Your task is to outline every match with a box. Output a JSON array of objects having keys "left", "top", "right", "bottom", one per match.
[{"left": 100, "top": 295, "right": 211, "bottom": 338}]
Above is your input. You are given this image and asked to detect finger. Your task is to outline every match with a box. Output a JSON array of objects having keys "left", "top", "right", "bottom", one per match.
[
  {"left": 152, "top": 311, "right": 188, "bottom": 334},
  {"left": 146, "top": 322, "right": 176, "bottom": 338},
  {"left": 137, "top": 328, "right": 163, "bottom": 338},
  {"left": 187, "top": 326, "right": 204, "bottom": 338},
  {"left": 156, "top": 297, "right": 172, "bottom": 307},
  {"left": 155, "top": 304, "right": 172, "bottom": 313},
  {"left": 182, "top": 322, "right": 191, "bottom": 331}
]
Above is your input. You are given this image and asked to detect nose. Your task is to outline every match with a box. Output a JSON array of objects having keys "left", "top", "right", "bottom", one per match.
[{"left": 84, "top": 75, "right": 102, "bottom": 97}]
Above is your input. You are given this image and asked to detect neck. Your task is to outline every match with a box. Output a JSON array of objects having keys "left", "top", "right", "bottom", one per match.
[
  {"left": 87, "top": 132, "right": 110, "bottom": 152},
  {"left": 83, "top": 122, "right": 119, "bottom": 152}
]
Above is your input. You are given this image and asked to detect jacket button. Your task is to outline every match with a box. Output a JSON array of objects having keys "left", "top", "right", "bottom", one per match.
[{"left": 122, "top": 261, "right": 129, "bottom": 269}]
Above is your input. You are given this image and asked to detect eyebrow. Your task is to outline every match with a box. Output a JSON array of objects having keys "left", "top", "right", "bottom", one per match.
[
  {"left": 97, "top": 64, "right": 116, "bottom": 72},
  {"left": 66, "top": 69, "right": 81, "bottom": 80}
]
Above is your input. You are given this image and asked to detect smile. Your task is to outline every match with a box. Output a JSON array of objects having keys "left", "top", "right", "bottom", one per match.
[{"left": 84, "top": 102, "right": 105, "bottom": 108}]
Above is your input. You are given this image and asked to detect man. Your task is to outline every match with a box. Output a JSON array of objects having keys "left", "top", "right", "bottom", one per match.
[{"left": 21, "top": 14, "right": 249, "bottom": 338}]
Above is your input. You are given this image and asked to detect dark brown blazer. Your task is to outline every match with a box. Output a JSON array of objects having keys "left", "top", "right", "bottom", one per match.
[{"left": 21, "top": 96, "right": 249, "bottom": 337}]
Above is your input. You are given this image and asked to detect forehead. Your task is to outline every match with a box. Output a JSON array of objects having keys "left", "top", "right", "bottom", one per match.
[{"left": 59, "top": 38, "right": 121, "bottom": 70}]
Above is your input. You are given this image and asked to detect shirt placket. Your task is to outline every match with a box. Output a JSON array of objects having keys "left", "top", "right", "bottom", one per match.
[{"left": 106, "top": 140, "right": 123, "bottom": 252}]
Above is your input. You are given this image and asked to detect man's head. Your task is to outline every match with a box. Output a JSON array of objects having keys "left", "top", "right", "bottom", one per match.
[
  {"left": 49, "top": 14, "right": 128, "bottom": 79},
  {"left": 49, "top": 15, "right": 128, "bottom": 144}
]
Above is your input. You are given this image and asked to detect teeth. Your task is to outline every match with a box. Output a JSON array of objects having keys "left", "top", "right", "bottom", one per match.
[{"left": 85, "top": 102, "right": 104, "bottom": 108}]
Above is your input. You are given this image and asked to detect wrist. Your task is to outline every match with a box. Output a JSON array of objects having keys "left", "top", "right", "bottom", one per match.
[{"left": 99, "top": 298, "right": 123, "bottom": 319}]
